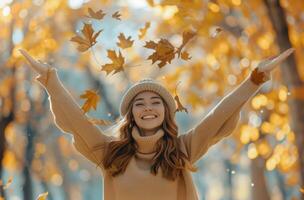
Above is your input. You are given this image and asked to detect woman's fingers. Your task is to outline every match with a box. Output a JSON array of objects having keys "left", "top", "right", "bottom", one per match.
[
  {"left": 19, "top": 49, "right": 47, "bottom": 74},
  {"left": 258, "top": 48, "right": 295, "bottom": 72}
]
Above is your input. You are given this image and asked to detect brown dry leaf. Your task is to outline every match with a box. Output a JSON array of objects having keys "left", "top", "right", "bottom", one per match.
[
  {"left": 36, "top": 191, "right": 48, "bottom": 200},
  {"left": 138, "top": 22, "right": 150, "bottom": 39},
  {"left": 101, "top": 50, "right": 125, "bottom": 75},
  {"left": 174, "top": 95, "right": 188, "bottom": 113},
  {"left": 176, "top": 30, "right": 196, "bottom": 58},
  {"left": 70, "top": 23, "right": 102, "bottom": 52},
  {"left": 117, "top": 33, "right": 134, "bottom": 49},
  {"left": 144, "top": 39, "right": 175, "bottom": 68},
  {"left": 80, "top": 90, "right": 100, "bottom": 113},
  {"left": 250, "top": 68, "right": 267, "bottom": 85},
  {"left": 112, "top": 11, "right": 121, "bottom": 20},
  {"left": 86, "top": 8, "right": 106, "bottom": 20},
  {"left": 181, "top": 51, "right": 191, "bottom": 60},
  {"left": 88, "top": 118, "right": 112, "bottom": 126}
]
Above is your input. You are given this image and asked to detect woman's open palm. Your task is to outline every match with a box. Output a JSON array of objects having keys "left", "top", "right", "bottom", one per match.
[{"left": 19, "top": 49, "right": 51, "bottom": 75}]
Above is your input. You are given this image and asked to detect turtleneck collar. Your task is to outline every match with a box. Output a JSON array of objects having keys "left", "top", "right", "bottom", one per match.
[{"left": 131, "top": 126, "right": 164, "bottom": 155}]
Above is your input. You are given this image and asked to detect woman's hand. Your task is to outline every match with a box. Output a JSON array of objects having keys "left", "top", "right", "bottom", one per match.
[
  {"left": 19, "top": 49, "right": 51, "bottom": 75},
  {"left": 250, "top": 48, "right": 295, "bottom": 85},
  {"left": 257, "top": 48, "right": 294, "bottom": 73}
]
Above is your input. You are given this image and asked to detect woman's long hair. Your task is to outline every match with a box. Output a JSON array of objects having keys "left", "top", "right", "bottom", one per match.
[{"left": 101, "top": 97, "right": 197, "bottom": 181}]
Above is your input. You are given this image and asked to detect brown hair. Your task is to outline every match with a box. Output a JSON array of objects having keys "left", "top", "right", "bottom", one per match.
[{"left": 101, "top": 96, "right": 197, "bottom": 181}]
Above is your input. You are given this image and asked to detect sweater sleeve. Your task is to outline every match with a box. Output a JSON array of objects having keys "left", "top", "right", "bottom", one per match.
[
  {"left": 35, "top": 67, "right": 112, "bottom": 169},
  {"left": 179, "top": 75, "right": 262, "bottom": 164}
]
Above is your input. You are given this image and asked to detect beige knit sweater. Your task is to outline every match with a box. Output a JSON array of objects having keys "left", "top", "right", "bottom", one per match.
[{"left": 35, "top": 68, "right": 261, "bottom": 200}]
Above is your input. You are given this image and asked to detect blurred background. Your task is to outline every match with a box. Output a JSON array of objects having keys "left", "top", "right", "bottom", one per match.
[{"left": 0, "top": 0, "right": 304, "bottom": 199}]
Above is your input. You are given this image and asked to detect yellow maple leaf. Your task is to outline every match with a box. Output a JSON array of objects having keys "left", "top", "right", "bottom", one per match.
[
  {"left": 80, "top": 90, "right": 100, "bottom": 113},
  {"left": 101, "top": 50, "right": 125, "bottom": 75},
  {"left": 176, "top": 30, "right": 196, "bottom": 58},
  {"left": 181, "top": 51, "right": 191, "bottom": 60},
  {"left": 112, "top": 11, "right": 121, "bottom": 20},
  {"left": 117, "top": 33, "right": 134, "bottom": 49},
  {"left": 36, "top": 192, "right": 48, "bottom": 200},
  {"left": 138, "top": 22, "right": 151, "bottom": 39},
  {"left": 144, "top": 39, "right": 175, "bottom": 68},
  {"left": 70, "top": 23, "right": 102, "bottom": 52},
  {"left": 86, "top": 8, "right": 106, "bottom": 20}
]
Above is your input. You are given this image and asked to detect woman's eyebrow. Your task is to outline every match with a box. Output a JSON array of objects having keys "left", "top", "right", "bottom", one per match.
[{"left": 134, "top": 96, "right": 161, "bottom": 102}]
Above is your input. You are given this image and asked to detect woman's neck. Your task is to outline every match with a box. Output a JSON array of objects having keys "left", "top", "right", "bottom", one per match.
[{"left": 138, "top": 126, "right": 161, "bottom": 136}]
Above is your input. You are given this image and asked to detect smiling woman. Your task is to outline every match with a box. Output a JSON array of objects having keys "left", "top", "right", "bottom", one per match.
[{"left": 19, "top": 48, "right": 294, "bottom": 200}]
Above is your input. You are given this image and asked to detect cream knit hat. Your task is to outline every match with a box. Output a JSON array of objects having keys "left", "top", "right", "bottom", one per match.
[{"left": 119, "top": 78, "right": 177, "bottom": 119}]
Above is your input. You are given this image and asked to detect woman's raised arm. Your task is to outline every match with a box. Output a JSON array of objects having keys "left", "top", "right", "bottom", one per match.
[
  {"left": 19, "top": 49, "right": 113, "bottom": 170},
  {"left": 179, "top": 48, "right": 294, "bottom": 164}
]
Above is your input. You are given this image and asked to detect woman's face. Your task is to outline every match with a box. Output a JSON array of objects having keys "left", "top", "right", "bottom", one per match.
[{"left": 131, "top": 91, "right": 165, "bottom": 136}]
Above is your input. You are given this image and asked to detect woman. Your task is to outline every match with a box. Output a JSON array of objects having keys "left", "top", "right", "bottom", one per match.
[{"left": 19, "top": 48, "right": 294, "bottom": 200}]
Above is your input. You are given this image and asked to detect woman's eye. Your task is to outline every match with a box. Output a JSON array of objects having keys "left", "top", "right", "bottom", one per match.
[
  {"left": 153, "top": 102, "right": 160, "bottom": 104},
  {"left": 135, "top": 103, "right": 143, "bottom": 106}
]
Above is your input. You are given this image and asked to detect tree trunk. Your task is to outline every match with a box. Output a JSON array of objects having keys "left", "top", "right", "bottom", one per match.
[
  {"left": 251, "top": 157, "right": 271, "bottom": 200},
  {"left": 264, "top": 1, "right": 304, "bottom": 199}
]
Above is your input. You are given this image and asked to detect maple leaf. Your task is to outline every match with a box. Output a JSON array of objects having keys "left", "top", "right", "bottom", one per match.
[
  {"left": 181, "top": 51, "right": 191, "bottom": 60},
  {"left": 80, "top": 90, "right": 100, "bottom": 113},
  {"left": 88, "top": 118, "right": 112, "bottom": 126},
  {"left": 112, "top": 11, "right": 121, "bottom": 20},
  {"left": 174, "top": 95, "right": 188, "bottom": 113},
  {"left": 36, "top": 192, "right": 48, "bottom": 200},
  {"left": 70, "top": 23, "right": 102, "bottom": 52},
  {"left": 144, "top": 39, "right": 175, "bottom": 68},
  {"left": 86, "top": 8, "right": 106, "bottom": 20},
  {"left": 138, "top": 22, "right": 151, "bottom": 39},
  {"left": 101, "top": 50, "right": 125, "bottom": 75},
  {"left": 117, "top": 33, "right": 134, "bottom": 49},
  {"left": 176, "top": 30, "right": 196, "bottom": 58}
]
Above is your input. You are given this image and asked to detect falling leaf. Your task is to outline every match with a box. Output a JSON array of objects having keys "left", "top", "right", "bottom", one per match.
[
  {"left": 144, "top": 39, "right": 175, "bottom": 68},
  {"left": 101, "top": 50, "right": 125, "bottom": 75},
  {"left": 181, "top": 51, "right": 191, "bottom": 60},
  {"left": 146, "top": 0, "right": 154, "bottom": 6},
  {"left": 300, "top": 187, "right": 304, "bottom": 193},
  {"left": 250, "top": 67, "right": 267, "bottom": 85},
  {"left": 138, "top": 22, "right": 150, "bottom": 39},
  {"left": 88, "top": 118, "right": 112, "bottom": 126},
  {"left": 70, "top": 23, "right": 102, "bottom": 52},
  {"left": 211, "top": 26, "right": 222, "bottom": 38},
  {"left": 80, "top": 90, "right": 100, "bottom": 113},
  {"left": 112, "top": 11, "right": 121, "bottom": 20},
  {"left": 1, "top": 177, "right": 13, "bottom": 190},
  {"left": 117, "top": 33, "right": 134, "bottom": 49},
  {"left": 86, "top": 8, "right": 106, "bottom": 20},
  {"left": 36, "top": 192, "right": 48, "bottom": 200},
  {"left": 176, "top": 30, "right": 196, "bottom": 58},
  {"left": 174, "top": 95, "right": 188, "bottom": 113}
]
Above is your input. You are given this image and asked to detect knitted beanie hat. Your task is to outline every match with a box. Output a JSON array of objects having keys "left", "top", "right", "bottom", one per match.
[{"left": 119, "top": 78, "right": 177, "bottom": 119}]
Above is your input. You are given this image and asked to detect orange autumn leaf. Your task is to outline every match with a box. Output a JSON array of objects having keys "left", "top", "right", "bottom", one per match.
[
  {"left": 144, "top": 39, "right": 175, "bottom": 68},
  {"left": 70, "top": 23, "right": 102, "bottom": 52},
  {"left": 117, "top": 33, "right": 134, "bottom": 49},
  {"left": 112, "top": 11, "right": 121, "bottom": 20},
  {"left": 300, "top": 187, "right": 304, "bottom": 193},
  {"left": 88, "top": 118, "right": 112, "bottom": 126},
  {"left": 80, "top": 90, "right": 100, "bottom": 113},
  {"left": 86, "top": 8, "right": 106, "bottom": 20},
  {"left": 174, "top": 95, "right": 188, "bottom": 113},
  {"left": 176, "top": 30, "right": 196, "bottom": 58},
  {"left": 181, "top": 51, "right": 191, "bottom": 60},
  {"left": 36, "top": 191, "right": 48, "bottom": 200},
  {"left": 101, "top": 50, "right": 125, "bottom": 75},
  {"left": 138, "top": 22, "right": 150, "bottom": 39}
]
